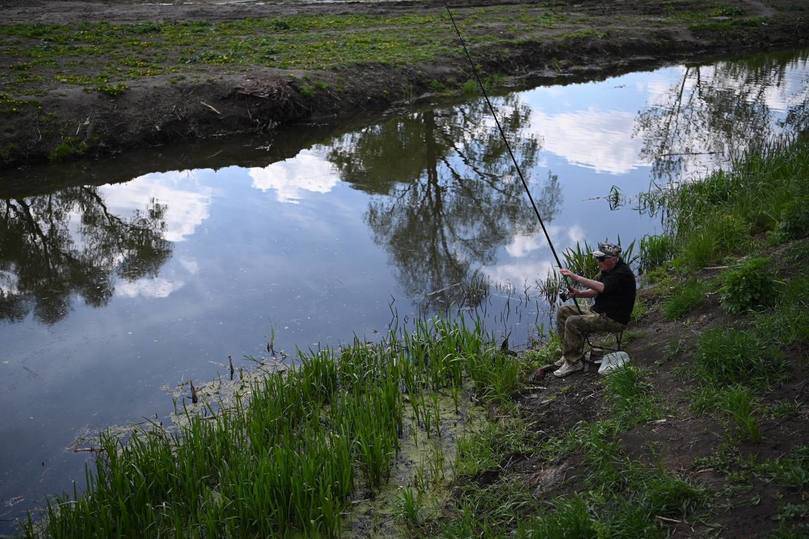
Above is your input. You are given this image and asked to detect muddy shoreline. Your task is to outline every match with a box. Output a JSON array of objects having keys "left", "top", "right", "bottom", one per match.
[{"left": 1, "top": 0, "right": 807, "bottom": 172}]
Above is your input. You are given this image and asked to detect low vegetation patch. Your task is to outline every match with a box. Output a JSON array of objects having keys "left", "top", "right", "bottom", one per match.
[
  {"left": 663, "top": 279, "right": 707, "bottom": 319},
  {"left": 26, "top": 319, "right": 524, "bottom": 537},
  {"left": 719, "top": 256, "right": 779, "bottom": 313}
]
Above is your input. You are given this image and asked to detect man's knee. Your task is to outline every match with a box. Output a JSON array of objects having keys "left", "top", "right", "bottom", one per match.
[
  {"left": 565, "top": 315, "right": 586, "bottom": 336},
  {"left": 557, "top": 305, "right": 576, "bottom": 324}
]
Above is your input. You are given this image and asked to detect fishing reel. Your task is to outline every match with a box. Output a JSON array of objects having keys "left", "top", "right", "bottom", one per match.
[{"left": 559, "top": 290, "right": 569, "bottom": 303}]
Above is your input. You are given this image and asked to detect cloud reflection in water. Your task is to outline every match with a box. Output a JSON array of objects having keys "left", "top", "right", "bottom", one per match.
[{"left": 249, "top": 149, "right": 339, "bottom": 204}]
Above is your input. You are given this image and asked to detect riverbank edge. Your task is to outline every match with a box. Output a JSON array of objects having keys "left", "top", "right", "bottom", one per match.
[
  {"left": 1, "top": 9, "right": 808, "bottom": 172},
  {"left": 408, "top": 136, "right": 809, "bottom": 537}
]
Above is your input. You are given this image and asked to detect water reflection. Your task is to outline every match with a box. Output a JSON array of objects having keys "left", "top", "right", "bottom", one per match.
[
  {"left": 249, "top": 149, "right": 340, "bottom": 203},
  {"left": 636, "top": 51, "right": 809, "bottom": 186},
  {"left": 0, "top": 187, "right": 172, "bottom": 324},
  {"left": 327, "top": 96, "right": 560, "bottom": 309}
]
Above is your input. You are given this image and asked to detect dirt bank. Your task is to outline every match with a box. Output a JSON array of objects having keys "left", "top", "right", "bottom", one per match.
[{"left": 1, "top": 0, "right": 807, "bottom": 171}]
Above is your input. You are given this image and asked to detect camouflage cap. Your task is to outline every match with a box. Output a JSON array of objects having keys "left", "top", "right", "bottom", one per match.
[{"left": 592, "top": 242, "right": 621, "bottom": 258}]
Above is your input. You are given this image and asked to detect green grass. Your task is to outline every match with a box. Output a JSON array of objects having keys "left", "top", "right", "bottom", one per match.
[
  {"left": 95, "top": 82, "right": 128, "bottom": 97},
  {"left": 758, "top": 446, "right": 809, "bottom": 489},
  {"left": 720, "top": 385, "right": 762, "bottom": 442},
  {"left": 639, "top": 234, "right": 675, "bottom": 273},
  {"left": 695, "top": 328, "right": 785, "bottom": 387},
  {"left": 515, "top": 425, "right": 702, "bottom": 539},
  {"left": 26, "top": 319, "right": 525, "bottom": 538},
  {"left": 603, "top": 365, "right": 661, "bottom": 427},
  {"left": 660, "top": 138, "right": 809, "bottom": 266},
  {"left": 689, "top": 16, "right": 768, "bottom": 32},
  {"left": 719, "top": 257, "right": 779, "bottom": 313},
  {"left": 0, "top": 6, "right": 578, "bottom": 99},
  {"left": 558, "top": 28, "right": 607, "bottom": 41},
  {"left": 663, "top": 279, "right": 706, "bottom": 319}
]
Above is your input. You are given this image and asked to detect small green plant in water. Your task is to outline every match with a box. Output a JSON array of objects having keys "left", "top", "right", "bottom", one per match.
[
  {"left": 396, "top": 487, "right": 422, "bottom": 527},
  {"left": 48, "top": 136, "right": 87, "bottom": 161}
]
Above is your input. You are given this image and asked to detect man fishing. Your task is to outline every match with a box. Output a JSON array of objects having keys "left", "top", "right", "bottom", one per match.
[
  {"left": 552, "top": 242, "right": 636, "bottom": 378},
  {"left": 444, "top": 7, "right": 636, "bottom": 379}
]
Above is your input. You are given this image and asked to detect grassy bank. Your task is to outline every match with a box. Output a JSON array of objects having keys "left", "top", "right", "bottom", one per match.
[
  {"left": 400, "top": 136, "right": 809, "bottom": 537},
  {"left": 0, "top": 2, "right": 787, "bottom": 100},
  {"left": 1, "top": 0, "right": 807, "bottom": 167},
  {"left": 26, "top": 319, "right": 531, "bottom": 537}
]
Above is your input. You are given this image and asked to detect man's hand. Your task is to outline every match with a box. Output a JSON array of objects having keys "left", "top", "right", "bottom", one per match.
[
  {"left": 559, "top": 268, "right": 605, "bottom": 295},
  {"left": 559, "top": 268, "right": 577, "bottom": 281}
]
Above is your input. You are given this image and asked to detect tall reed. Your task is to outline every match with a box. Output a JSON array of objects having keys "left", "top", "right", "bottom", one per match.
[{"left": 29, "top": 317, "right": 523, "bottom": 538}]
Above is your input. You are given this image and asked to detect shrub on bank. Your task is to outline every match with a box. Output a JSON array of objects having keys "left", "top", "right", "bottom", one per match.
[{"left": 720, "top": 257, "right": 779, "bottom": 313}]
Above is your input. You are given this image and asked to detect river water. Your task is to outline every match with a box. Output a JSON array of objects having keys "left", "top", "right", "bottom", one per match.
[{"left": 1, "top": 49, "right": 807, "bottom": 532}]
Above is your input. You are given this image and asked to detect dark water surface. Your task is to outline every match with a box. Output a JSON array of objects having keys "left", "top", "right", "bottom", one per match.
[{"left": 1, "top": 49, "right": 807, "bottom": 531}]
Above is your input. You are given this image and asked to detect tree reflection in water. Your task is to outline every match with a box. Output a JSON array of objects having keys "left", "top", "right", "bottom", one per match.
[
  {"left": 0, "top": 187, "right": 171, "bottom": 324},
  {"left": 635, "top": 51, "right": 809, "bottom": 188},
  {"left": 328, "top": 95, "right": 561, "bottom": 311}
]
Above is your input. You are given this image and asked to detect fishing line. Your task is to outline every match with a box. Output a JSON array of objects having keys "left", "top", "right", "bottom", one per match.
[{"left": 444, "top": 4, "right": 584, "bottom": 315}]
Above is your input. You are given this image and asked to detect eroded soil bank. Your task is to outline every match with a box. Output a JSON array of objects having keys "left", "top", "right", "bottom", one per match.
[{"left": 1, "top": 0, "right": 808, "bottom": 170}]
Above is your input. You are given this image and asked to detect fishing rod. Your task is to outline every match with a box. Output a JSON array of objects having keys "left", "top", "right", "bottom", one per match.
[{"left": 444, "top": 4, "right": 582, "bottom": 312}]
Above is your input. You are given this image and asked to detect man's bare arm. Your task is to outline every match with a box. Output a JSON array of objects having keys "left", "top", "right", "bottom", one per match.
[{"left": 560, "top": 269, "right": 605, "bottom": 294}]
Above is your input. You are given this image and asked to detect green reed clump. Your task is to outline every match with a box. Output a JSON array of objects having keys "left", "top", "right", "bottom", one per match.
[
  {"left": 30, "top": 318, "right": 522, "bottom": 538},
  {"left": 564, "top": 239, "right": 638, "bottom": 280},
  {"left": 678, "top": 213, "right": 748, "bottom": 270},
  {"left": 564, "top": 241, "right": 599, "bottom": 279},
  {"left": 639, "top": 234, "right": 675, "bottom": 273},
  {"left": 659, "top": 137, "right": 809, "bottom": 263}
]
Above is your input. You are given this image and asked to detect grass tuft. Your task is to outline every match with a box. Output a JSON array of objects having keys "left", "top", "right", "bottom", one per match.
[
  {"left": 720, "top": 257, "right": 779, "bottom": 313},
  {"left": 695, "top": 328, "right": 784, "bottom": 387},
  {"left": 663, "top": 279, "right": 706, "bottom": 319}
]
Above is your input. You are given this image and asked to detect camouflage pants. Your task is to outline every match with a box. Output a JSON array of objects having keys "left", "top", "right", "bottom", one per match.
[{"left": 556, "top": 304, "right": 626, "bottom": 364}]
